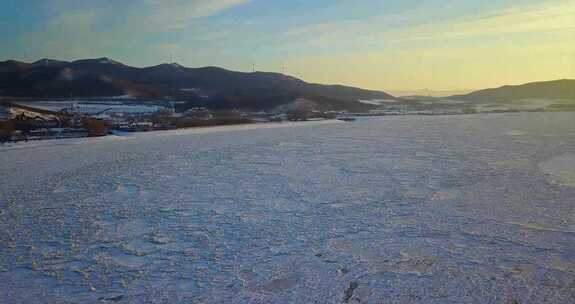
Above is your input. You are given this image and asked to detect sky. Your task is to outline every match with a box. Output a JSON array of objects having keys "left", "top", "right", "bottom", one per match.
[{"left": 1, "top": 0, "right": 574, "bottom": 94}]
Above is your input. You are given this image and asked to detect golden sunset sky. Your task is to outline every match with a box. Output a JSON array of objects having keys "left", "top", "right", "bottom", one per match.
[{"left": 2, "top": 0, "right": 574, "bottom": 94}]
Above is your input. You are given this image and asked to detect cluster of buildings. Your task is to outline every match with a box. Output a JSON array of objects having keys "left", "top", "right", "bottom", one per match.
[
  {"left": 1, "top": 99, "right": 352, "bottom": 143},
  {"left": 61, "top": 102, "right": 177, "bottom": 133},
  {"left": 1, "top": 101, "right": 173, "bottom": 142}
]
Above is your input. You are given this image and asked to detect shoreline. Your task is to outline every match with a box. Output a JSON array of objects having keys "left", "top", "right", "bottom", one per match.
[
  {"left": 0, "top": 119, "right": 344, "bottom": 151},
  {"left": 3, "top": 109, "right": 574, "bottom": 150}
]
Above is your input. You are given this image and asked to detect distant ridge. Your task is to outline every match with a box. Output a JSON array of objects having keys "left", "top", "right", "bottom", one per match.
[
  {"left": 0, "top": 58, "right": 396, "bottom": 111},
  {"left": 451, "top": 79, "right": 575, "bottom": 103},
  {"left": 390, "top": 88, "right": 475, "bottom": 98}
]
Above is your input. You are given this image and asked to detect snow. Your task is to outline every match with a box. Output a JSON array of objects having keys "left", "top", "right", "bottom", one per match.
[
  {"left": 539, "top": 153, "right": 575, "bottom": 187},
  {"left": 14, "top": 101, "right": 167, "bottom": 114},
  {"left": 358, "top": 99, "right": 398, "bottom": 105},
  {"left": 99, "top": 58, "right": 122, "bottom": 65},
  {"left": 1, "top": 113, "right": 575, "bottom": 303}
]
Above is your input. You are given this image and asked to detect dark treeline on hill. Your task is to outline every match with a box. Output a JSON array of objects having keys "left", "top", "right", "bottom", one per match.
[
  {"left": 0, "top": 58, "right": 396, "bottom": 112},
  {"left": 451, "top": 79, "right": 575, "bottom": 103}
]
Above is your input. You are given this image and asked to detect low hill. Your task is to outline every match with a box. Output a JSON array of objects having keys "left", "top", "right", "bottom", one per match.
[{"left": 451, "top": 79, "right": 575, "bottom": 103}]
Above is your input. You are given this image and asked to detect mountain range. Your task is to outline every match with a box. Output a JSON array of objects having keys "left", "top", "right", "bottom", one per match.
[
  {"left": 2, "top": 58, "right": 573, "bottom": 111},
  {"left": 0, "top": 58, "right": 395, "bottom": 111}
]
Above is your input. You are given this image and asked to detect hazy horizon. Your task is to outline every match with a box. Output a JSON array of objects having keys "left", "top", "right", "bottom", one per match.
[{"left": 2, "top": 0, "right": 574, "bottom": 92}]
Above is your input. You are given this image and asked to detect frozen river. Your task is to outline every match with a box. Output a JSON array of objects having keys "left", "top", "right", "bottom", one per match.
[{"left": 1, "top": 113, "right": 575, "bottom": 303}]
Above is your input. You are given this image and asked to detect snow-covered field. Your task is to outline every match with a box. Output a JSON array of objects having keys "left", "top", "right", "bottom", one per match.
[
  {"left": 1, "top": 113, "right": 575, "bottom": 303},
  {"left": 16, "top": 101, "right": 167, "bottom": 115}
]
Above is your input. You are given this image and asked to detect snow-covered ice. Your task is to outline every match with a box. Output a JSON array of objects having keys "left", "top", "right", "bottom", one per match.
[{"left": 1, "top": 113, "right": 575, "bottom": 303}]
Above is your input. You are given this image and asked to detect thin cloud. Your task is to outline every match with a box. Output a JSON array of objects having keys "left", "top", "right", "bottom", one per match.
[
  {"left": 141, "top": 0, "right": 250, "bottom": 31},
  {"left": 391, "top": 0, "right": 575, "bottom": 42},
  {"left": 280, "top": 0, "right": 574, "bottom": 50},
  {"left": 15, "top": 0, "right": 250, "bottom": 61}
]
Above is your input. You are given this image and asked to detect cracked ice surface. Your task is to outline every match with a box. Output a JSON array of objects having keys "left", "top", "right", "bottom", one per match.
[{"left": 1, "top": 113, "right": 575, "bottom": 304}]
